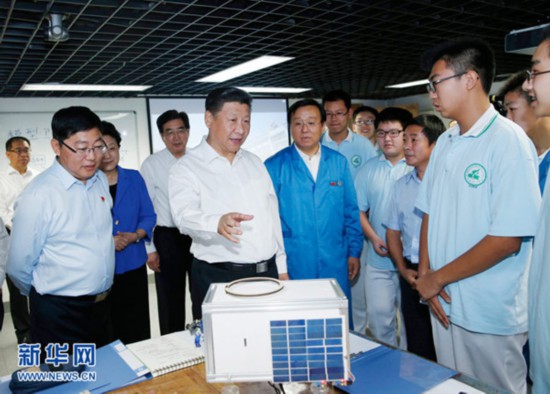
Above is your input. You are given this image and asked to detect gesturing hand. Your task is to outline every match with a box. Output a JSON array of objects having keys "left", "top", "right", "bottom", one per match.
[{"left": 218, "top": 212, "right": 254, "bottom": 243}]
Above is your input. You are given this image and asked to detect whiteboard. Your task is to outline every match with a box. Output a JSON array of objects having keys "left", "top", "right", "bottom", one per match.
[
  {"left": 148, "top": 98, "right": 289, "bottom": 161},
  {"left": 0, "top": 111, "right": 139, "bottom": 173}
]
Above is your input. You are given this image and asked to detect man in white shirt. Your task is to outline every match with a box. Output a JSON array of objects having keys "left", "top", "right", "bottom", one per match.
[
  {"left": 0, "top": 136, "right": 37, "bottom": 343},
  {"left": 169, "top": 87, "right": 288, "bottom": 317},
  {"left": 141, "top": 110, "right": 195, "bottom": 334}
]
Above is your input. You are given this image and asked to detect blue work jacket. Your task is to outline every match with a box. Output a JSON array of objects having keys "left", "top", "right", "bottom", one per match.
[{"left": 265, "top": 145, "right": 363, "bottom": 300}]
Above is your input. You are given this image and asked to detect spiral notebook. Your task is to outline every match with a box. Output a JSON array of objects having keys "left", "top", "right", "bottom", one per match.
[{"left": 127, "top": 331, "right": 205, "bottom": 377}]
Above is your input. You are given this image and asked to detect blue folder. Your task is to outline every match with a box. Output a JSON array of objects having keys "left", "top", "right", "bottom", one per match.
[
  {"left": 38, "top": 340, "right": 150, "bottom": 393},
  {"left": 337, "top": 346, "right": 457, "bottom": 394}
]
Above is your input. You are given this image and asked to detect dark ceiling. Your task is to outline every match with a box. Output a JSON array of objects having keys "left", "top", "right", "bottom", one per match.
[{"left": 1, "top": 0, "right": 549, "bottom": 100}]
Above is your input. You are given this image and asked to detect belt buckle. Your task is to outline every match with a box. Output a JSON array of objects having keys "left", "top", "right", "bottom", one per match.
[
  {"left": 256, "top": 261, "right": 268, "bottom": 274},
  {"left": 94, "top": 290, "right": 109, "bottom": 303}
]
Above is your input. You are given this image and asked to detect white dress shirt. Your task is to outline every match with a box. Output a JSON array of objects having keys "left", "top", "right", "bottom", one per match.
[
  {"left": 295, "top": 144, "right": 322, "bottom": 181},
  {"left": 0, "top": 218, "right": 8, "bottom": 287},
  {"left": 168, "top": 138, "right": 287, "bottom": 274},
  {"left": 140, "top": 148, "right": 181, "bottom": 253},
  {"left": 0, "top": 166, "right": 38, "bottom": 229},
  {"left": 140, "top": 148, "right": 179, "bottom": 227}
]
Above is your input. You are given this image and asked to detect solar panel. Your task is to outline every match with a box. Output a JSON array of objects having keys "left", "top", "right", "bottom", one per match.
[{"left": 271, "top": 318, "right": 345, "bottom": 383}]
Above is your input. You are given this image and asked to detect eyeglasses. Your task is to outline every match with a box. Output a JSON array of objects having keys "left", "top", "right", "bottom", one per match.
[
  {"left": 525, "top": 69, "right": 550, "bottom": 82},
  {"left": 8, "top": 148, "right": 31, "bottom": 155},
  {"left": 376, "top": 129, "right": 403, "bottom": 138},
  {"left": 426, "top": 72, "right": 467, "bottom": 93},
  {"left": 292, "top": 120, "right": 322, "bottom": 129},
  {"left": 61, "top": 140, "right": 107, "bottom": 158},
  {"left": 326, "top": 110, "right": 349, "bottom": 118},
  {"left": 354, "top": 119, "right": 375, "bottom": 126},
  {"left": 163, "top": 127, "right": 189, "bottom": 138}
]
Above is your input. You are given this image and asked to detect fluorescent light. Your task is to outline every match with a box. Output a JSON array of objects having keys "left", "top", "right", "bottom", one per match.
[
  {"left": 196, "top": 55, "right": 294, "bottom": 83},
  {"left": 238, "top": 86, "right": 311, "bottom": 94},
  {"left": 20, "top": 83, "right": 152, "bottom": 92},
  {"left": 386, "top": 79, "right": 429, "bottom": 89}
]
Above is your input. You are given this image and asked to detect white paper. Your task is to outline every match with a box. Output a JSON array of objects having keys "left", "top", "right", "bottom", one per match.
[
  {"left": 423, "top": 378, "right": 484, "bottom": 394},
  {"left": 348, "top": 332, "right": 381, "bottom": 355}
]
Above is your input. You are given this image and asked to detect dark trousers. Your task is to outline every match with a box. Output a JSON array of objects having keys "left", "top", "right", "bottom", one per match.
[
  {"left": 400, "top": 259, "right": 436, "bottom": 361},
  {"left": 6, "top": 275, "right": 31, "bottom": 343},
  {"left": 192, "top": 256, "right": 278, "bottom": 319},
  {"left": 29, "top": 287, "right": 113, "bottom": 361},
  {"left": 153, "top": 226, "right": 194, "bottom": 335},
  {"left": 0, "top": 288, "right": 4, "bottom": 332},
  {"left": 110, "top": 264, "right": 150, "bottom": 345}
]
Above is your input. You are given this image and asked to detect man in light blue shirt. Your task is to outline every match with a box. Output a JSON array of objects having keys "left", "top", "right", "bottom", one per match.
[
  {"left": 498, "top": 71, "right": 550, "bottom": 193},
  {"left": 522, "top": 26, "right": 550, "bottom": 394},
  {"left": 352, "top": 105, "right": 380, "bottom": 155},
  {"left": 321, "top": 90, "right": 377, "bottom": 180},
  {"left": 322, "top": 90, "right": 376, "bottom": 334},
  {"left": 7, "top": 106, "right": 115, "bottom": 353},
  {"left": 416, "top": 39, "right": 540, "bottom": 394},
  {"left": 385, "top": 115, "right": 445, "bottom": 361},
  {"left": 355, "top": 107, "right": 412, "bottom": 346}
]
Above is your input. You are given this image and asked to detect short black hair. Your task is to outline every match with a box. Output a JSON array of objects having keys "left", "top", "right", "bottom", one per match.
[
  {"left": 353, "top": 106, "right": 379, "bottom": 127},
  {"left": 51, "top": 106, "right": 102, "bottom": 141},
  {"left": 421, "top": 38, "right": 495, "bottom": 95},
  {"left": 156, "top": 110, "right": 190, "bottom": 134},
  {"left": 100, "top": 121, "right": 121, "bottom": 146},
  {"left": 407, "top": 114, "right": 445, "bottom": 145},
  {"left": 6, "top": 136, "right": 31, "bottom": 152},
  {"left": 352, "top": 106, "right": 378, "bottom": 122},
  {"left": 498, "top": 71, "right": 530, "bottom": 102},
  {"left": 205, "top": 87, "right": 252, "bottom": 116},
  {"left": 377, "top": 107, "right": 413, "bottom": 130},
  {"left": 322, "top": 90, "right": 352, "bottom": 110},
  {"left": 288, "top": 99, "right": 326, "bottom": 124}
]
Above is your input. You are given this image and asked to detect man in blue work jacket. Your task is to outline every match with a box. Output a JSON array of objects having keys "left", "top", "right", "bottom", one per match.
[{"left": 265, "top": 99, "right": 363, "bottom": 328}]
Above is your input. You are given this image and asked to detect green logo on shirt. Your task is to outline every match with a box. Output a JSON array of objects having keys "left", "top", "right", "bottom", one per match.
[
  {"left": 464, "top": 163, "right": 487, "bottom": 187},
  {"left": 351, "top": 155, "right": 362, "bottom": 168}
]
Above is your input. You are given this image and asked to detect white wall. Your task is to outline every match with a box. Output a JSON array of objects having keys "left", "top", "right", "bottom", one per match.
[{"left": 0, "top": 97, "right": 151, "bottom": 169}]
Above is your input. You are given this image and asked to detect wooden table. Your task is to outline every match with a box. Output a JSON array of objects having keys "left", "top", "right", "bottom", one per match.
[
  {"left": 109, "top": 331, "right": 507, "bottom": 394},
  {"left": 109, "top": 362, "right": 337, "bottom": 394}
]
